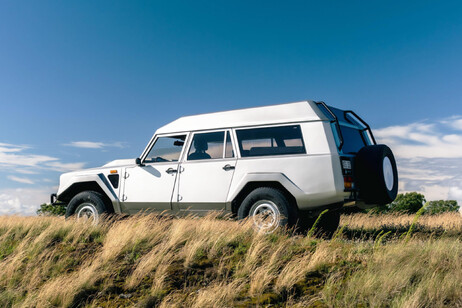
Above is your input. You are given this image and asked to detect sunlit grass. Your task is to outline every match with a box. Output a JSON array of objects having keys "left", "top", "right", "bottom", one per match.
[{"left": 0, "top": 212, "right": 460, "bottom": 307}]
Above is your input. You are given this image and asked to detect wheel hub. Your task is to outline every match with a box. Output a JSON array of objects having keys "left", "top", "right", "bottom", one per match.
[
  {"left": 383, "top": 156, "right": 394, "bottom": 191},
  {"left": 250, "top": 200, "right": 281, "bottom": 233},
  {"left": 76, "top": 203, "right": 98, "bottom": 224}
]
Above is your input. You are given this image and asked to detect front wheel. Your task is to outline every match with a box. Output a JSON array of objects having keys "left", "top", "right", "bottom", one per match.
[
  {"left": 66, "top": 191, "right": 108, "bottom": 224},
  {"left": 238, "top": 187, "right": 294, "bottom": 233}
]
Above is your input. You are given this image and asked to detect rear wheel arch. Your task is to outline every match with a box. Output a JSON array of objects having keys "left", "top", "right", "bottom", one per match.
[{"left": 231, "top": 181, "right": 298, "bottom": 223}]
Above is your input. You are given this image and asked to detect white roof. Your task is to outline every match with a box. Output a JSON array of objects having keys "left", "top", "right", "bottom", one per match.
[{"left": 156, "top": 100, "right": 327, "bottom": 134}]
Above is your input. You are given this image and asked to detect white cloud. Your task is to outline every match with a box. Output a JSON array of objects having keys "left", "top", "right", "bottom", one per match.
[
  {"left": 7, "top": 176, "right": 34, "bottom": 185},
  {"left": 65, "top": 141, "right": 125, "bottom": 149},
  {"left": 420, "top": 185, "right": 450, "bottom": 201},
  {"left": 0, "top": 142, "right": 85, "bottom": 173},
  {"left": 45, "top": 161, "right": 86, "bottom": 172},
  {"left": 393, "top": 159, "right": 462, "bottom": 206},
  {"left": 452, "top": 119, "right": 462, "bottom": 130},
  {"left": 15, "top": 169, "right": 39, "bottom": 175},
  {"left": 375, "top": 122, "right": 462, "bottom": 159},
  {"left": 449, "top": 185, "right": 462, "bottom": 202},
  {"left": 0, "top": 151, "right": 58, "bottom": 167},
  {"left": 375, "top": 116, "right": 462, "bottom": 206},
  {"left": 398, "top": 166, "right": 453, "bottom": 182},
  {"left": 0, "top": 143, "right": 29, "bottom": 153},
  {"left": 0, "top": 142, "right": 92, "bottom": 215},
  {"left": 441, "top": 116, "right": 462, "bottom": 131},
  {"left": 0, "top": 188, "right": 51, "bottom": 216}
]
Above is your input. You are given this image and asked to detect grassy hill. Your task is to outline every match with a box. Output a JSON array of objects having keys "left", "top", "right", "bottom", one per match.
[{"left": 0, "top": 212, "right": 461, "bottom": 307}]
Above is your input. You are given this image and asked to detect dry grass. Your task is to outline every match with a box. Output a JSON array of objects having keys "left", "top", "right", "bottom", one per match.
[
  {"left": 341, "top": 212, "right": 462, "bottom": 233},
  {"left": 0, "top": 212, "right": 461, "bottom": 307}
]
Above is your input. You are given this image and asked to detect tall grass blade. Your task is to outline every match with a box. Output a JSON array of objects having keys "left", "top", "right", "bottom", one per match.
[{"left": 307, "top": 209, "right": 329, "bottom": 237}]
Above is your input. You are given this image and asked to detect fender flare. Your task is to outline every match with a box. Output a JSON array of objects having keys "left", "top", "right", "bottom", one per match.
[
  {"left": 227, "top": 172, "right": 305, "bottom": 208},
  {"left": 58, "top": 173, "right": 121, "bottom": 213}
]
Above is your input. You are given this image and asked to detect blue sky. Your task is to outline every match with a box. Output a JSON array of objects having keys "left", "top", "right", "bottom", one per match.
[{"left": 1, "top": 1, "right": 462, "bottom": 214}]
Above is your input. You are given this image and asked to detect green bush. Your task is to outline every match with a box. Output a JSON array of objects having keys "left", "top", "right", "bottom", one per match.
[
  {"left": 424, "top": 200, "right": 459, "bottom": 215},
  {"left": 37, "top": 203, "right": 66, "bottom": 216},
  {"left": 387, "top": 192, "right": 426, "bottom": 214}
]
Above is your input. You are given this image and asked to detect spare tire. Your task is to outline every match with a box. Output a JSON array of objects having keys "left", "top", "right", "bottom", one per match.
[{"left": 355, "top": 145, "right": 398, "bottom": 205}]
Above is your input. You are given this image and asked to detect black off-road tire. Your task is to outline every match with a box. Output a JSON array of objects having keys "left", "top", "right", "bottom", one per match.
[
  {"left": 355, "top": 145, "right": 399, "bottom": 205},
  {"left": 65, "top": 191, "right": 108, "bottom": 222},
  {"left": 238, "top": 187, "right": 296, "bottom": 232}
]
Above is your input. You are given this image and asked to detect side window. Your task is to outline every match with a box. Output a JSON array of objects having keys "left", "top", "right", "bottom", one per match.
[
  {"left": 145, "top": 135, "right": 186, "bottom": 163},
  {"left": 236, "top": 125, "right": 306, "bottom": 157},
  {"left": 187, "top": 131, "right": 225, "bottom": 161},
  {"left": 225, "top": 131, "right": 234, "bottom": 158}
]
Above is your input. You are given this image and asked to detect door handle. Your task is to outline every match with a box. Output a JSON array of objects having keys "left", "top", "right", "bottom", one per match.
[
  {"left": 165, "top": 168, "right": 178, "bottom": 174},
  {"left": 223, "top": 164, "right": 235, "bottom": 171}
]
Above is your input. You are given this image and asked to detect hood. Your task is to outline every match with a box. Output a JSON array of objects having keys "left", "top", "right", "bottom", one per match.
[{"left": 102, "top": 158, "right": 136, "bottom": 168}]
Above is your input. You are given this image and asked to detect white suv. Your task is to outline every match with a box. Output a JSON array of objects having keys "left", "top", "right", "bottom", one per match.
[{"left": 51, "top": 101, "right": 398, "bottom": 233}]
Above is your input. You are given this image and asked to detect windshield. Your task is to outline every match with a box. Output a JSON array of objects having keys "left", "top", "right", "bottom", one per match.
[{"left": 145, "top": 135, "right": 186, "bottom": 163}]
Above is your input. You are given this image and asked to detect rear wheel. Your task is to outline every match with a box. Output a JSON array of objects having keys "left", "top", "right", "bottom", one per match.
[
  {"left": 66, "top": 191, "right": 108, "bottom": 224},
  {"left": 238, "top": 187, "right": 295, "bottom": 233}
]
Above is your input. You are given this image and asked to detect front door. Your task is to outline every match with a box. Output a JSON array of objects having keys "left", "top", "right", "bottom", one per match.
[
  {"left": 176, "top": 130, "right": 237, "bottom": 214},
  {"left": 121, "top": 134, "right": 187, "bottom": 214}
]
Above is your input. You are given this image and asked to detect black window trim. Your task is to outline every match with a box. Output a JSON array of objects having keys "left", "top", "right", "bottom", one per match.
[
  {"left": 235, "top": 124, "right": 307, "bottom": 159},
  {"left": 141, "top": 132, "right": 189, "bottom": 164},
  {"left": 184, "top": 130, "right": 231, "bottom": 162}
]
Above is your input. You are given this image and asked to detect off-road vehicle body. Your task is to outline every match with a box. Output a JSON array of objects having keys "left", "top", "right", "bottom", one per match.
[{"left": 51, "top": 101, "right": 398, "bottom": 233}]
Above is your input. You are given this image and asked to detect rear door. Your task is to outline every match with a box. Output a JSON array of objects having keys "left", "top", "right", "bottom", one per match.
[
  {"left": 121, "top": 134, "right": 187, "bottom": 214},
  {"left": 175, "top": 130, "right": 237, "bottom": 214}
]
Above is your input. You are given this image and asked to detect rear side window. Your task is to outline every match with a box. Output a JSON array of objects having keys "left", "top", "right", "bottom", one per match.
[{"left": 236, "top": 125, "right": 306, "bottom": 157}]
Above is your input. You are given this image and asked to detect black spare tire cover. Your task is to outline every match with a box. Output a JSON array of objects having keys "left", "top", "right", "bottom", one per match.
[{"left": 355, "top": 145, "right": 398, "bottom": 205}]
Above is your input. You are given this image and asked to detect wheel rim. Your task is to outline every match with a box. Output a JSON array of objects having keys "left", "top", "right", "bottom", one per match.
[
  {"left": 383, "top": 156, "right": 394, "bottom": 191},
  {"left": 76, "top": 203, "right": 98, "bottom": 223},
  {"left": 250, "top": 200, "right": 281, "bottom": 233}
]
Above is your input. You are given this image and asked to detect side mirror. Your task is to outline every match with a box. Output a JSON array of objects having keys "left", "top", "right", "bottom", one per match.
[{"left": 135, "top": 158, "right": 144, "bottom": 166}]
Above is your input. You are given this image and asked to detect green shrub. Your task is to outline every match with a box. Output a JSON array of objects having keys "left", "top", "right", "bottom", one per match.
[
  {"left": 424, "top": 200, "right": 459, "bottom": 215},
  {"left": 37, "top": 203, "right": 66, "bottom": 216},
  {"left": 388, "top": 192, "right": 426, "bottom": 214}
]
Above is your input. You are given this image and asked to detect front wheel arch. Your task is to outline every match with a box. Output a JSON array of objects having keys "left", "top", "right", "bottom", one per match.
[{"left": 59, "top": 181, "right": 114, "bottom": 214}]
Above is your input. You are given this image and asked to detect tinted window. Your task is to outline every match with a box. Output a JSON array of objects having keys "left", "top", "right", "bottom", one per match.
[
  {"left": 236, "top": 125, "right": 306, "bottom": 157},
  {"left": 317, "top": 103, "right": 370, "bottom": 153},
  {"left": 328, "top": 106, "right": 365, "bottom": 128},
  {"left": 331, "top": 108, "right": 370, "bottom": 153},
  {"left": 145, "top": 135, "right": 186, "bottom": 163},
  {"left": 188, "top": 131, "right": 225, "bottom": 160},
  {"left": 340, "top": 126, "right": 367, "bottom": 154}
]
